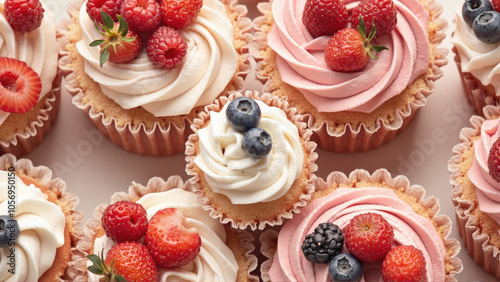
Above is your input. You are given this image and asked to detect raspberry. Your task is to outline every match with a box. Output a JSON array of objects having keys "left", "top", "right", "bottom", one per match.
[
  {"left": 302, "top": 0, "right": 348, "bottom": 38},
  {"left": 160, "top": 0, "right": 203, "bottom": 30},
  {"left": 351, "top": 0, "right": 398, "bottom": 38},
  {"left": 301, "top": 222, "right": 344, "bottom": 263},
  {"left": 381, "top": 245, "right": 426, "bottom": 282},
  {"left": 488, "top": 137, "right": 500, "bottom": 182},
  {"left": 101, "top": 201, "right": 148, "bottom": 243},
  {"left": 494, "top": 0, "right": 500, "bottom": 13},
  {"left": 86, "top": 0, "right": 124, "bottom": 23},
  {"left": 147, "top": 26, "right": 187, "bottom": 70},
  {"left": 121, "top": 0, "right": 161, "bottom": 33},
  {"left": 4, "top": 0, "right": 44, "bottom": 34}
]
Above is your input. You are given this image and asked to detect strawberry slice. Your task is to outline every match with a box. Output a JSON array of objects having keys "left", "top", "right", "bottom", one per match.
[{"left": 0, "top": 57, "right": 41, "bottom": 113}]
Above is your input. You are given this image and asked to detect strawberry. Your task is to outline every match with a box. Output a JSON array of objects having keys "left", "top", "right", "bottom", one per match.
[
  {"left": 488, "top": 137, "right": 500, "bottom": 182},
  {"left": 4, "top": 0, "right": 44, "bottom": 34},
  {"left": 351, "top": 0, "right": 398, "bottom": 38},
  {"left": 0, "top": 57, "right": 41, "bottom": 114},
  {"left": 90, "top": 11, "right": 142, "bottom": 66},
  {"left": 324, "top": 18, "right": 388, "bottom": 72},
  {"left": 381, "top": 245, "right": 426, "bottom": 282},
  {"left": 160, "top": 0, "right": 203, "bottom": 30},
  {"left": 121, "top": 0, "right": 161, "bottom": 33},
  {"left": 493, "top": 0, "right": 500, "bottom": 13},
  {"left": 302, "top": 0, "right": 348, "bottom": 38},
  {"left": 86, "top": 0, "right": 124, "bottom": 23},
  {"left": 144, "top": 208, "right": 201, "bottom": 268},
  {"left": 343, "top": 212, "right": 394, "bottom": 263},
  {"left": 147, "top": 26, "right": 187, "bottom": 69},
  {"left": 101, "top": 201, "right": 148, "bottom": 243},
  {"left": 87, "top": 242, "right": 158, "bottom": 282}
]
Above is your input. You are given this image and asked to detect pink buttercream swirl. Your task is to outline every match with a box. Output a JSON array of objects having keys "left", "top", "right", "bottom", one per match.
[
  {"left": 268, "top": 188, "right": 446, "bottom": 281},
  {"left": 267, "top": 0, "right": 430, "bottom": 113},
  {"left": 467, "top": 118, "right": 500, "bottom": 234}
]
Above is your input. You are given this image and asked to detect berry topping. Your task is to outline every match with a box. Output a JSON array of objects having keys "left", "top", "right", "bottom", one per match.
[
  {"left": 381, "top": 245, "right": 426, "bottom": 282},
  {"left": 351, "top": 0, "right": 398, "bottom": 38},
  {"left": 329, "top": 253, "right": 363, "bottom": 282},
  {"left": 344, "top": 212, "right": 394, "bottom": 263},
  {"left": 146, "top": 26, "right": 187, "bottom": 70},
  {"left": 0, "top": 57, "right": 41, "bottom": 114},
  {"left": 226, "top": 97, "right": 262, "bottom": 132},
  {"left": 0, "top": 216, "right": 19, "bottom": 248},
  {"left": 90, "top": 11, "right": 142, "bottom": 66},
  {"left": 5, "top": 0, "right": 44, "bottom": 34},
  {"left": 86, "top": 0, "right": 124, "bottom": 23},
  {"left": 101, "top": 201, "right": 148, "bottom": 243},
  {"left": 87, "top": 242, "right": 158, "bottom": 282},
  {"left": 462, "top": 0, "right": 494, "bottom": 27},
  {"left": 302, "top": 0, "right": 348, "bottom": 38},
  {"left": 160, "top": 0, "right": 203, "bottom": 30},
  {"left": 242, "top": 128, "right": 272, "bottom": 159},
  {"left": 324, "top": 18, "right": 388, "bottom": 72},
  {"left": 301, "top": 222, "right": 344, "bottom": 264},
  {"left": 493, "top": 0, "right": 500, "bottom": 12},
  {"left": 144, "top": 208, "right": 201, "bottom": 268},
  {"left": 473, "top": 10, "right": 500, "bottom": 44},
  {"left": 488, "top": 137, "right": 500, "bottom": 182},
  {"left": 121, "top": 0, "right": 161, "bottom": 33}
]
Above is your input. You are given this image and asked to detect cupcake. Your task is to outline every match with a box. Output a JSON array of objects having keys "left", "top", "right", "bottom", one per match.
[
  {"left": 449, "top": 105, "right": 500, "bottom": 278},
  {"left": 58, "top": 0, "right": 251, "bottom": 156},
  {"left": 250, "top": 0, "right": 448, "bottom": 152},
  {"left": 451, "top": 0, "right": 500, "bottom": 115},
  {"left": 72, "top": 176, "right": 258, "bottom": 281},
  {"left": 0, "top": 1, "right": 61, "bottom": 157},
  {"left": 0, "top": 154, "right": 83, "bottom": 281},
  {"left": 260, "top": 169, "right": 463, "bottom": 281},
  {"left": 185, "top": 91, "right": 318, "bottom": 230}
]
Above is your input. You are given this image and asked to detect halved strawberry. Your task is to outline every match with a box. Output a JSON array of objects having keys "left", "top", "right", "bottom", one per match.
[{"left": 0, "top": 57, "right": 41, "bottom": 113}]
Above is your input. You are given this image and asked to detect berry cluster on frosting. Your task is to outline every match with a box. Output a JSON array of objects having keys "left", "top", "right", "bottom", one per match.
[{"left": 462, "top": 0, "right": 500, "bottom": 44}]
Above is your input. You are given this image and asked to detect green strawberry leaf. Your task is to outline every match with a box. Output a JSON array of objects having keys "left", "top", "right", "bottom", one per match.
[
  {"left": 121, "top": 36, "right": 136, "bottom": 42},
  {"left": 117, "top": 15, "right": 129, "bottom": 37},
  {"left": 114, "top": 274, "right": 128, "bottom": 282},
  {"left": 101, "top": 10, "right": 115, "bottom": 30},
  {"left": 368, "top": 18, "right": 377, "bottom": 41},
  {"left": 88, "top": 266, "right": 104, "bottom": 275},
  {"left": 358, "top": 17, "right": 367, "bottom": 38},
  {"left": 100, "top": 48, "right": 110, "bottom": 67},
  {"left": 89, "top": 39, "right": 106, "bottom": 47}
]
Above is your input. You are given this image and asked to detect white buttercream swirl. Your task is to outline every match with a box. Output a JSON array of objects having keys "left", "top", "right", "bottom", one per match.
[
  {"left": 0, "top": 170, "right": 66, "bottom": 281},
  {"left": 75, "top": 0, "right": 238, "bottom": 117},
  {"left": 88, "top": 189, "right": 239, "bottom": 282},
  {"left": 194, "top": 100, "right": 303, "bottom": 204}
]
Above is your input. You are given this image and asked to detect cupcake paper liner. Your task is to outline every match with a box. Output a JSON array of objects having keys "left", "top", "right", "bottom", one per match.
[
  {"left": 260, "top": 169, "right": 463, "bottom": 281},
  {"left": 57, "top": 0, "right": 252, "bottom": 156},
  {"left": 449, "top": 105, "right": 500, "bottom": 278},
  {"left": 185, "top": 91, "right": 318, "bottom": 230},
  {"left": 250, "top": 0, "right": 448, "bottom": 153},
  {"left": 0, "top": 154, "right": 84, "bottom": 281}
]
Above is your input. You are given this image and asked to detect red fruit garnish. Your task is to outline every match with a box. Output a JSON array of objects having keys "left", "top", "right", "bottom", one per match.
[
  {"left": 351, "top": 0, "right": 398, "bottom": 38},
  {"left": 101, "top": 200, "right": 148, "bottom": 243},
  {"left": 0, "top": 57, "right": 41, "bottom": 114},
  {"left": 324, "top": 18, "right": 388, "bottom": 72},
  {"left": 4, "top": 0, "right": 44, "bottom": 34},
  {"left": 488, "top": 137, "right": 500, "bottom": 182},
  {"left": 144, "top": 208, "right": 202, "bottom": 268},
  {"left": 147, "top": 26, "right": 187, "bottom": 70},
  {"left": 86, "top": 0, "right": 124, "bottom": 23},
  {"left": 90, "top": 11, "right": 142, "bottom": 66},
  {"left": 494, "top": 0, "right": 500, "bottom": 13},
  {"left": 344, "top": 212, "right": 394, "bottom": 263},
  {"left": 381, "top": 245, "right": 426, "bottom": 282},
  {"left": 87, "top": 242, "right": 158, "bottom": 282},
  {"left": 302, "top": 0, "right": 348, "bottom": 38},
  {"left": 160, "top": 0, "right": 203, "bottom": 30},
  {"left": 121, "top": 0, "right": 161, "bottom": 33}
]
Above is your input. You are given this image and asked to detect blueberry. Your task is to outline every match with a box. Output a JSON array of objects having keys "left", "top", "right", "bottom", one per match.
[
  {"left": 329, "top": 253, "right": 363, "bottom": 282},
  {"left": 226, "top": 97, "right": 261, "bottom": 132},
  {"left": 0, "top": 216, "right": 19, "bottom": 248},
  {"left": 463, "top": 0, "right": 493, "bottom": 27},
  {"left": 473, "top": 11, "right": 500, "bottom": 44},
  {"left": 242, "top": 128, "right": 272, "bottom": 159}
]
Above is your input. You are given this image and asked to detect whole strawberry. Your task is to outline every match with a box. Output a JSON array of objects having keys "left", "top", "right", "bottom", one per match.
[
  {"left": 161, "top": 0, "right": 203, "bottom": 30},
  {"left": 302, "top": 0, "right": 348, "bottom": 38},
  {"left": 351, "top": 0, "right": 398, "bottom": 38},
  {"left": 324, "top": 18, "right": 388, "bottom": 72},
  {"left": 145, "top": 208, "right": 202, "bottom": 268},
  {"left": 101, "top": 200, "right": 148, "bottom": 243},
  {"left": 488, "top": 137, "right": 500, "bottom": 182},
  {"left": 87, "top": 242, "right": 158, "bottom": 282},
  {"left": 344, "top": 212, "right": 394, "bottom": 263},
  {"left": 121, "top": 0, "right": 161, "bottom": 33},
  {"left": 147, "top": 26, "right": 187, "bottom": 69},
  {"left": 5, "top": 0, "right": 44, "bottom": 34},
  {"left": 86, "top": 0, "right": 124, "bottom": 23},
  {"left": 0, "top": 57, "right": 41, "bottom": 113},
  {"left": 381, "top": 245, "right": 426, "bottom": 282}
]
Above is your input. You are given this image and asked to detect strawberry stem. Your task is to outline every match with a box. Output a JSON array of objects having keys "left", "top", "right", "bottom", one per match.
[{"left": 357, "top": 17, "right": 389, "bottom": 61}]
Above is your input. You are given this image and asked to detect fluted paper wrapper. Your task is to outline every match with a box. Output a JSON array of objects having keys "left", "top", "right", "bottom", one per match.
[
  {"left": 250, "top": 0, "right": 448, "bottom": 153},
  {"left": 71, "top": 176, "right": 259, "bottom": 282},
  {"left": 57, "top": 0, "right": 252, "bottom": 156},
  {"left": 449, "top": 105, "right": 500, "bottom": 278},
  {"left": 260, "top": 169, "right": 463, "bottom": 281}
]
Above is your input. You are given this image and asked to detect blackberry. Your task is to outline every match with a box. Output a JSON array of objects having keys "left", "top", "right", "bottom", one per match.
[{"left": 302, "top": 222, "right": 344, "bottom": 263}]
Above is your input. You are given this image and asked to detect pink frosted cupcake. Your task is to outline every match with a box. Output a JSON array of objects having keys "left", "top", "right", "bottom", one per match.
[
  {"left": 261, "top": 169, "right": 463, "bottom": 281},
  {"left": 250, "top": 0, "right": 448, "bottom": 152}
]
